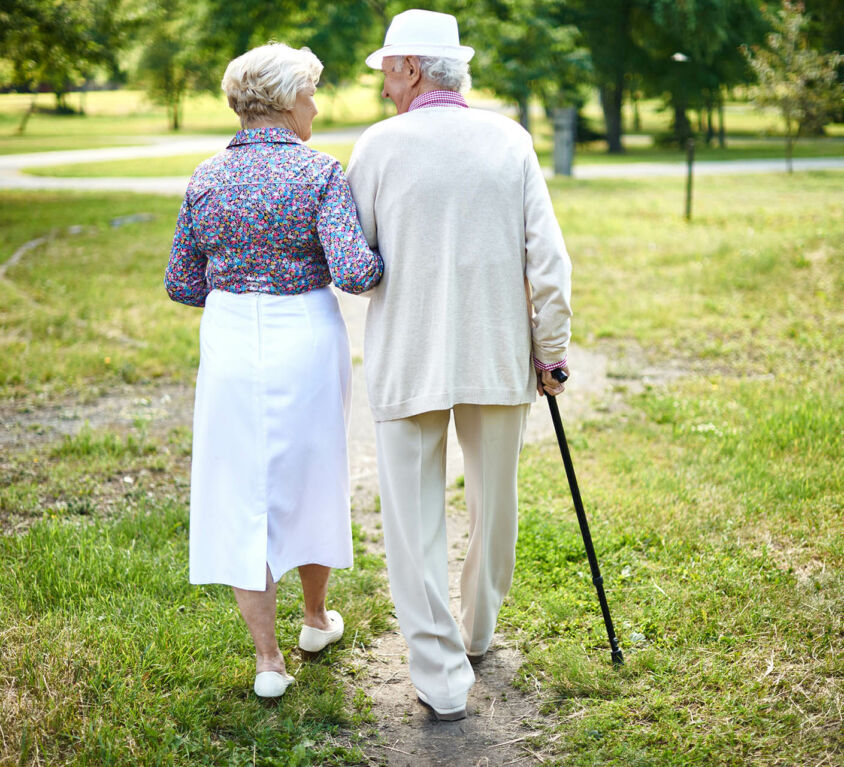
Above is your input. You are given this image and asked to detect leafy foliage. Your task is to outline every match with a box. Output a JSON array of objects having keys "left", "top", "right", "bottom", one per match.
[
  {"left": 743, "top": 0, "right": 843, "bottom": 169},
  {"left": 0, "top": 0, "right": 127, "bottom": 120},
  {"left": 462, "top": 0, "right": 586, "bottom": 133},
  {"left": 135, "top": 0, "right": 218, "bottom": 130}
]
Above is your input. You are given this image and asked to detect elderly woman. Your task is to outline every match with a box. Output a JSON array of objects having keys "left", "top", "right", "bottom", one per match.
[{"left": 165, "top": 43, "right": 382, "bottom": 699}]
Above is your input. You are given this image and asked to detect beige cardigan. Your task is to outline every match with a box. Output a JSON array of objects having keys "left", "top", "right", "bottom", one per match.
[{"left": 346, "top": 106, "right": 572, "bottom": 422}]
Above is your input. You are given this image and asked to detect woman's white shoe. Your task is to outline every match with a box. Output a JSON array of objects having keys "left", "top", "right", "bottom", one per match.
[
  {"left": 298, "top": 610, "right": 344, "bottom": 652},
  {"left": 253, "top": 671, "right": 294, "bottom": 698}
]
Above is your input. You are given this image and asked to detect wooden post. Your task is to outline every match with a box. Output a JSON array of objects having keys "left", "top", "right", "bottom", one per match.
[{"left": 685, "top": 138, "right": 695, "bottom": 221}]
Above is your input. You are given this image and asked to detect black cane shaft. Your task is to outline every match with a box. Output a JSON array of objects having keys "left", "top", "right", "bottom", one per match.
[{"left": 546, "top": 391, "right": 624, "bottom": 664}]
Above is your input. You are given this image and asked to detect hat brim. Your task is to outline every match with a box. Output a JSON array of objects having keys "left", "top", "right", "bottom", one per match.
[{"left": 365, "top": 44, "right": 475, "bottom": 70}]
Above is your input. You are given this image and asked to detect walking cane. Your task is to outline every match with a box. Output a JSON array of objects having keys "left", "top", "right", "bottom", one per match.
[{"left": 546, "top": 368, "right": 624, "bottom": 665}]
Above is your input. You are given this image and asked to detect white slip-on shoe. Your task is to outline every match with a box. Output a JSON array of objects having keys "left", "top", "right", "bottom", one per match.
[
  {"left": 415, "top": 688, "right": 467, "bottom": 721},
  {"left": 298, "top": 610, "right": 344, "bottom": 653},
  {"left": 253, "top": 671, "right": 294, "bottom": 698}
]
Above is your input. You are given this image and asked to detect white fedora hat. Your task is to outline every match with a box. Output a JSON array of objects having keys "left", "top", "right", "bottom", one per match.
[{"left": 365, "top": 9, "right": 475, "bottom": 70}]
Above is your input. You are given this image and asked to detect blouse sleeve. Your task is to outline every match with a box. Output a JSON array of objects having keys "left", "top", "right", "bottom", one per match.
[
  {"left": 317, "top": 161, "right": 383, "bottom": 295},
  {"left": 164, "top": 198, "right": 209, "bottom": 307}
]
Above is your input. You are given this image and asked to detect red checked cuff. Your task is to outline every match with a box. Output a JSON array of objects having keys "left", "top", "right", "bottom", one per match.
[{"left": 533, "top": 355, "right": 567, "bottom": 372}]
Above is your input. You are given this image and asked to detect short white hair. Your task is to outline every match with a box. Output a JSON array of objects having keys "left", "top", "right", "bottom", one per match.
[
  {"left": 221, "top": 43, "right": 323, "bottom": 126},
  {"left": 393, "top": 56, "right": 471, "bottom": 93}
]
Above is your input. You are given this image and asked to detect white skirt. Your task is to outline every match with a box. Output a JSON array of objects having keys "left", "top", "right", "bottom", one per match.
[{"left": 189, "top": 288, "right": 353, "bottom": 590}]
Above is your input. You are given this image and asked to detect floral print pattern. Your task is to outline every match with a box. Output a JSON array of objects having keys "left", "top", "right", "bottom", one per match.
[{"left": 165, "top": 127, "right": 382, "bottom": 307}]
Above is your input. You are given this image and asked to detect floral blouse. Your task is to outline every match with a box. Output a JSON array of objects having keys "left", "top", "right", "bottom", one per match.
[{"left": 165, "top": 127, "right": 383, "bottom": 307}]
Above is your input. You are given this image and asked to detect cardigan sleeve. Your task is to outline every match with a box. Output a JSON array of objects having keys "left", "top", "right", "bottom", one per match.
[
  {"left": 523, "top": 145, "right": 572, "bottom": 367},
  {"left": 345, "top": 139, "right": 378, "bottom": 250},
  {"left": 165, "top": 198, "right": 210, "bottom": 307},
  {"left": 317, "top": 160, "right": 383, "bottom": 294}
]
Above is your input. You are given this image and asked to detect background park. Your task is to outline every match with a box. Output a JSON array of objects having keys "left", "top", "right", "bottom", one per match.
[{"left": 0, "top": 0, "right": 842, "bottom": 765}]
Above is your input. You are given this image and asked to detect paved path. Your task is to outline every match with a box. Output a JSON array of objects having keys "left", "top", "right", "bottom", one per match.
[
  {"left": 1, "top": 132, "right": 841, "bottom": 195},
  {"left": 571, "top": 156, "right": 844, "bottom": 178},
  {"left": 0, "top": 128, "right": 367, "bottom": 195}
]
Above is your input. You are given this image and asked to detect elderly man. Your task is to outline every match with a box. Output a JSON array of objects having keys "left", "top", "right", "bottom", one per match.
[{"left": 347, "top": 9, "right": 572, "bottom": 721}]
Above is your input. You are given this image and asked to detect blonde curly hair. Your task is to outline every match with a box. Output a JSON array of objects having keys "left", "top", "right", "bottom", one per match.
[{"left": 221, "top": 43, "right": 323, "bottom": 127}]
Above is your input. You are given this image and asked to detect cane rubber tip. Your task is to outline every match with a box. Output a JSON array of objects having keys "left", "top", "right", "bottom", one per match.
[{"left": 611, "top": 649, "right": 625, "bottom": 665}]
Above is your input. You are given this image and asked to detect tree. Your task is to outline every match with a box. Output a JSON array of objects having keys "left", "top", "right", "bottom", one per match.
[
  {"left": 743, "top": 0, "right": 843, "bottom": 171},
  {"left": 461, "top": 0, "right": 582, "bottom": 134},
  {"left": 557, "top": 0, "right": 649, "bottom": 154},
  {"left": 200, "top": 0, "right": 299, "bottom": 62},
  {"left": 286, "top": 0, "right": 380, "bottom": 121},
  {"left": 633, "top": 0, "right": 767, "bottom": 148},
  {"left": 0, "top": 0, "right": 125, "bottom": 130},
  {"left": 136, "top": 0, "right": 216, "bottom": 130}
]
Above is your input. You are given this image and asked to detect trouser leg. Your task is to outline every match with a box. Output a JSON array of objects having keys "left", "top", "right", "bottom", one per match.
[
  {"left": 375, "top": 410, "right": 475, "bottom": 711},
  {"left": 454, "top": 403, "right": 529, "bottom": 656}
]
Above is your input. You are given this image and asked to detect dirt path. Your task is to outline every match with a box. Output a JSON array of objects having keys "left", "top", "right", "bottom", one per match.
[
  {"left": 1, "top": 287, "right": 663, "bottom": 764},
  {"left": 336, "top": 296, "right": 624, "bottom": 765}
]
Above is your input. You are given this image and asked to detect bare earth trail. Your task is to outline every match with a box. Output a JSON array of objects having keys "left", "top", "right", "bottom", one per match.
[
  {"left": 0, "top": 135, "right": 722, "bottom": 763},
  {"left": 0, "top": 160, "right": 692, "bottom": 761},
  {"left": 0, "top": 279, "right": 678, "bottom": 764}
]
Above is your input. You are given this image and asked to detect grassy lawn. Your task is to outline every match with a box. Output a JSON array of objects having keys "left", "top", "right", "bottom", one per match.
[
  {"left": 536, "top": 135, "right": 844, "bottom": 167},
  {"left": 1, "top": 168, "right": 842, "bottom": 765},
  {"left": 0, "top": 85, "right": 386, "bottom": 155},
  {"left": 0, "top": 425, "right": 390, "bottom": 766},
  {"left": 22, "top": 143, "right": 357, "bottom": 178},
  {"left": 4, "top": 86, "right": 841, "bottom": 165},
  {"left": 491, "top": 170, "right": 843, "bottom": 765},
  {"left": 0, "top": 193, "right": 198, "bottom": 400},
  {"left": 21, "top": 137, "right": 844, "bottom": 180}
]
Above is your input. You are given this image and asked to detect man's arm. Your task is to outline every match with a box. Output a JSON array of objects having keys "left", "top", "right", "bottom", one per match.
[
  {"left": 522, "top": 143, "right": 573, "bottom": 379},
  {"left": 346, "top": 137, "right": 379, "bottom": 251}
]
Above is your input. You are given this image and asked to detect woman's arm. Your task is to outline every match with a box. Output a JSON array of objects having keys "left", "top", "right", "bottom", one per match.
[
  {"left": 164, "top": 198, "right": 210, "bottom": 307},
  {"left": 316, "top": 161, "right": 383, "bottom": 295}
]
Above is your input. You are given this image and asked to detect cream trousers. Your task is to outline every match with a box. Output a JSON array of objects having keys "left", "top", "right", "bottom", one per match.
[{"left": 375, "top": 403, "right": 529, "bottom": 711}]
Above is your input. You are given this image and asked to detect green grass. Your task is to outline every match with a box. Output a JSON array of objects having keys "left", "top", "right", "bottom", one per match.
[
  {"left": 23, "top": 137, "right": 844, "bottom": 180},
  {"left": 2, "top": 168, "right": 842, "bottom": 764},
  {"left": 0, "top": 424, "right": 390, "bottom": 766},
  {"left": 23, "top": 143, "right": 356, "bottom": 178},
  {"left": 535, "top": 135, "right": 844, "bottom": 167},
  {"left": 0, "top": 85, "right": 386, "bottom": 155},
  {"left": 0, "top": 192, "right": 197, "bottom": 400},
  {"left": 486, "top": 171, "right": 843, "bottom": 764},
  {"left": 548, "top": 171, "right": 843, "bottom": 373},
  {"left": 4, "top": 86, "right": 841, "bottom": 162}
]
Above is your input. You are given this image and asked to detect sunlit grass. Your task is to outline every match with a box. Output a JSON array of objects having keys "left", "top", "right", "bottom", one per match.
[
  {"left": 0, "top": 192, "right": 198, "bottom": 399},
  {"left": 486, "top": 169, "right": 843, "bottom": 765},
  {"left": 2, "top": 166, "right": 842, "bottom": 764},
  {"left": 3, "top": 86, "right": 840, "bottom": 159},
  {"left": 0, "top": 81, "right": 386, "bottom": 155},
  {"left": 23, "top": 143, "right": 356, "bottom": 178},
  {"left": 0, "top": 424, "right": 390, "bottom": 765}
]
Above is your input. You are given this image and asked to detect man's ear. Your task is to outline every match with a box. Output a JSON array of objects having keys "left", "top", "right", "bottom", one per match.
[{"left": 405, "top": 56, "right": 423, "bottom": 86}]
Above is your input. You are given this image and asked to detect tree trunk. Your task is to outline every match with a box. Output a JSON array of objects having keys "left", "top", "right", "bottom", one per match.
[
  {"left": 718, "top": 96, "right": 726, "bottom": 148},
  {"left": 517, "top": 95, "right": 530, "bottom": 135},
  {"left": 170, "top": 98, "right": 181, "bottom": 131},
  {"left": 600, "top": 84, "right": 624, "bottom": 154},
  {"left": 633, "top": 94, "right": 641, "bottom": 133},
  {"left": 706, "top": 102, "right": 715, "bottom": 146},
  {"left": 785, "top": 121, "right": 794, "bottom": 174},
  {"left": 16, "top": 97, "right": 36, "bottom": 135}
]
